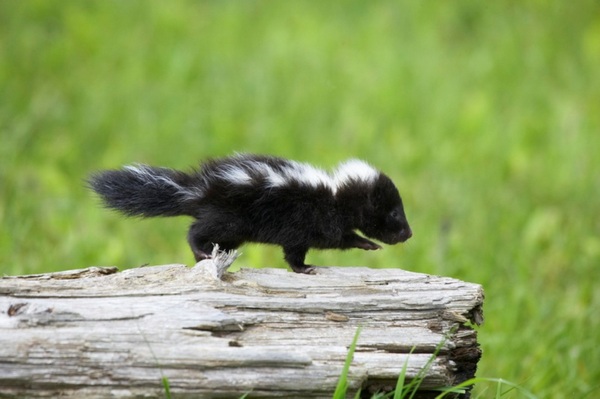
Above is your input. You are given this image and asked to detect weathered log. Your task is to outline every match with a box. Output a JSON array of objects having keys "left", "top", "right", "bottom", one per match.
[{"left": 0, "top": 252, "right": 483, "bottom": 398}]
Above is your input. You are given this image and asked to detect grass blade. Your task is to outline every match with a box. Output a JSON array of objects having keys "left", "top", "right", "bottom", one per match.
[
  {"left": 161, "top": 376, "right": 171, "bottom": 399},
  {"left": 333, "top": 326, "right": 362, "bottom": 399},
  {"left": 433, "top": 377, "right": 538, "bottom": 399},
  {"left": 393, "top": 346, "right": 415, "bottom": 399}
]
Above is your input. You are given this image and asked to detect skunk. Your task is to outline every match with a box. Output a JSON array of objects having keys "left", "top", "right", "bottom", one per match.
[{"left": 88, "top": 154, "right": 412, "bottom": 274}]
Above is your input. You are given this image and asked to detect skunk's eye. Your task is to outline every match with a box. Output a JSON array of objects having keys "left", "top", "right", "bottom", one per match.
[{"left": 389, "top": 210, "right": 399, "bottom": 219}]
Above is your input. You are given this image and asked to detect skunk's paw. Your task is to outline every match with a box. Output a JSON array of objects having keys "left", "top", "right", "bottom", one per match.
[
  {"left": 290, "top": 264, "right": 317, "bottom": 275},
  {"left": 357, "top": 239, "right": 382, "bottom": 251}
]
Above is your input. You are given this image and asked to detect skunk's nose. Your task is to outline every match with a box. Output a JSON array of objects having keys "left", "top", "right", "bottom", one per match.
[{"left": 400, "top": 226, "right": 412, "bottom": 241}]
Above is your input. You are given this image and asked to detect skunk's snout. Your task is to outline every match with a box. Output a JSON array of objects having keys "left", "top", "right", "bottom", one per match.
[
  {"left": 399, "top": 226, "right": 412, "bottom": 242},
  {"left": 377, "top": 225, "right": 412, "bottom": 245}
]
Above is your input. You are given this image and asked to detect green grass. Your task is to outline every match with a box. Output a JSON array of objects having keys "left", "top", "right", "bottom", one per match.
[
  {"left": 336, "top": 327, "right": 539, "bottom": 399},
  {"left": 333, "top": 326, "right": 362, "bottom": 399},
  {"left": 1, "top": 1, "right": 599, "bottom": 398}
]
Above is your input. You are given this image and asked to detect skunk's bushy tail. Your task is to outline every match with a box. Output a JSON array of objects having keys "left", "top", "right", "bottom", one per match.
[{"left": 88, "top": 165, "right": 203, "bottom": 217}]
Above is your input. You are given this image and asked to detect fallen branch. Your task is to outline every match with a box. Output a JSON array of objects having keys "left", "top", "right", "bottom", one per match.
[{"left": 0, "top": 253, "right": 483, "bottom": 398}]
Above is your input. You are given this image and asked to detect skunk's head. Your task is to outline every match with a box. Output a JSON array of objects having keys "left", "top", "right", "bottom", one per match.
[{"left": 360, "top": 174, "right": 412, "bottom": 245}]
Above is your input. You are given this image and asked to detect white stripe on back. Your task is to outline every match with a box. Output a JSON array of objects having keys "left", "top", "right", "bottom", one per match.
[{"left": 216, "top": 157, "right": 379, "bottom": 193}]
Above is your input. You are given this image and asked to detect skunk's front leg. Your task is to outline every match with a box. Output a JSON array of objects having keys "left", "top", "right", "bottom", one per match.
[
  {"left": 283, "top": 246, "right": 315, "bottom": 274},
  {"left": 342, "top": 232, "right": 382, "bottom": 251}
]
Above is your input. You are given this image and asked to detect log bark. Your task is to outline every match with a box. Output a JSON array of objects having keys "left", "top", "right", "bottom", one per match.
[{"left": 0, "top": 252, "right": 483, "bottom": 398}]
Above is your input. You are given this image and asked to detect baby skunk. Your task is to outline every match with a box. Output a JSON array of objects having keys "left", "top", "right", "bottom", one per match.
[{"left": 88, "top": 154, "right": 412, "bottom": 274}]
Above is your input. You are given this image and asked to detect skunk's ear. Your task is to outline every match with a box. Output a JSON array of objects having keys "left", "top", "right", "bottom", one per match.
[{"left": 369, "top": 174, "right": 397, "bottom": 206}]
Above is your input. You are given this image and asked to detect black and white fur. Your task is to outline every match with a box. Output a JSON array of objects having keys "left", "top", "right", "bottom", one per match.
[{"left": 89, "top": 154, "right": 412, "bottom": 274}]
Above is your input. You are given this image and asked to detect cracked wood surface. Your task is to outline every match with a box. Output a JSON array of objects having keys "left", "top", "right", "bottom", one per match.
[{"left": 0, "top": 254, "right": 484, "bottom": 398}]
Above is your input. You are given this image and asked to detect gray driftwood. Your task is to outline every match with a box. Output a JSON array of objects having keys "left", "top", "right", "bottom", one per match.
[{"left": 0, "top": 251, "right": 483, "bottom": 398}]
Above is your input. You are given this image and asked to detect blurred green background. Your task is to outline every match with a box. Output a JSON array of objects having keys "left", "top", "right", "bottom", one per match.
[{"left": 1, "top": 1, "right": 599, "bottom": 397}]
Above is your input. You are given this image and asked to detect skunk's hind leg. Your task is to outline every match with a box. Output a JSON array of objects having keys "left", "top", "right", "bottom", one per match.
[
  {"left": 187, "top": 225, "right": 213, "bottom": 262},
  {"left": 187, "top": 220, "right": 241, "bottom": 262},
  {"left": 283, "top": 246, "right": 315, "bottom": 274}
]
